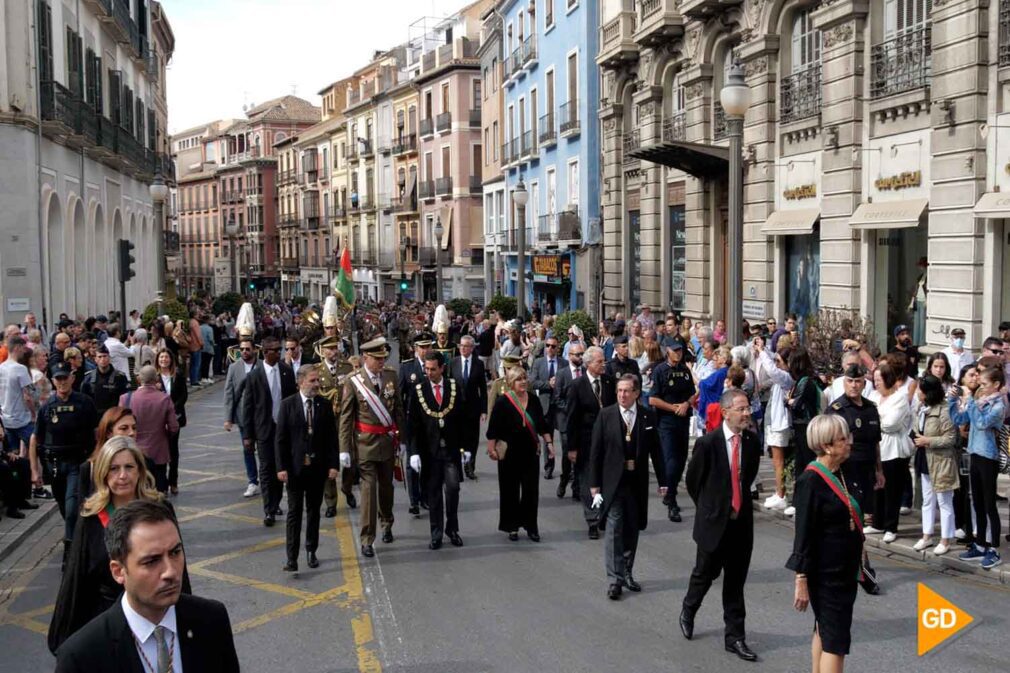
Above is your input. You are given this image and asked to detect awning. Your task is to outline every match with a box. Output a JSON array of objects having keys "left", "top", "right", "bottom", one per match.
[
  {"left": 438, "top": 206, "right": 452, "bottom": 250},
  {"left": 761, "top": 208, "right": 820, "bottom": 236},
  {"left": 628, "top": 140, "right": 729, "bottom": 180},
  {"left": 849, "top": 198, "right": 928, "bottom": 230},
  {"left": 973, "top": 192, "right": 1010, "bottom": 218}
]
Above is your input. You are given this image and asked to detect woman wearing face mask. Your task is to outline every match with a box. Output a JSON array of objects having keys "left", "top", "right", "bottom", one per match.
[{"left": 47, "top": 437, "right": 190, "bottom": 653}]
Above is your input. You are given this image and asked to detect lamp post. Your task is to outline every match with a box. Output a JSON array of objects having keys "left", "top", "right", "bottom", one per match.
[
  {"left": 512, "top": 177, "right": 529, "bottom": 320},
  {"left": 720, "top": 59, "right": 751, "bottom": 347},
  {"left": 149, "top": 173, "right": 169, "bottom": 296},
  {"left": 400, "top": 235, "right": 411, "bottom": 305},
  {"left": 225, "top": 216, "right": 240, "bottom": 294},
  {"left": 433, "top": 218, "right": 444, "bottom": 302}
]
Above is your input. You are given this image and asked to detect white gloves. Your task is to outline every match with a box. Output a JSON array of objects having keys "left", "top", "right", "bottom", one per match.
[
  {"left": 591, "top": 493, "right": 604, "bottom": 509},
  {"left": 462, "top": 451, "right": 472, "bottom": 465},
  {"left": 409, "top": 454, "right": 422, "bottom": 473},
  {"left": 340, "top": 452, "right": 352, "bottom": 469}
]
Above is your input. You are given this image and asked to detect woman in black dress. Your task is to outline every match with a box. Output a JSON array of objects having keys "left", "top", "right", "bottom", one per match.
[
  {"left": 788, "top": 414, "right": 864, "bottom": 673},
  {"left": 486, "top": 366, "right": 554, "bottom": 541}
]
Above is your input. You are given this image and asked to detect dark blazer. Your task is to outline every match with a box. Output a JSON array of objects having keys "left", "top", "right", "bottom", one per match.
[
  {"left": 686, "top": 426, "right": 762, "bottom": 553},
  {"left": 530, "top": 355, "right": 563, "bottom": 415},
  {"left": 159, "top": 370, "right": 188, "bottom": 428},
  {"left": 54, "top": 593, "right": 239, "bottom": 673},
  {"left": 552, "top": 363, "right": 581, "bottom": 430},
  {"left": 449, "top": 355, "right": 487, "bottom": 418},
  {"left": 407, "top": 377, "right": 463, "bottom": 467},
  {"left": 275, "top": 393, "right": 340, "bottom": 478},
  {"left": 398, "top": 358, "right": 426, "bottom": 416},
  {"left": 239, "top": 361, "right": 297, "bottom": 444},
  {"left": 589, "top": 403, "right": 664, "bottom": 530},
  {"left": 565, "top": 372, "right": 616, "bottom": 461}
]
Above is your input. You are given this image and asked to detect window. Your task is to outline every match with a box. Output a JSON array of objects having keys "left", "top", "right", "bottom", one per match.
[
  {"left": 884, "top": 0, "right": 931, "bottom": 38},
  {"left": 484, "top": 129, "right": 490, "bottom": 164},
  {"left": 567, "top": 52, "right": 578, "bottom": 104},
  {"left": 545, "top": 0, "right": 554, "bottom": 28},
  {"left": 545, "top": 68, "right": 555, "bottom": 115},
  {"left": 493, "top": 121, "right": 499, "bottom": 159},
  {"left": 37, "top": 0, "right": 53, "bottom": 84},
  {"left": 441, "top": 83, "right": 450, "bottom": 113},
  {"left": 441, "top": 146, "right": 451, "bottom": 177},
  {"left": 567, "top": 0, "right": 577, "bottom": 10},
  {"left": 567, "top": 160, "right": 579, "bottom": 207},
  {"left": 473, "top": 79, "right": 482, "bottom": 108},
  {"left": 791, "top": 9, "right": 821, "bottom": 72}
]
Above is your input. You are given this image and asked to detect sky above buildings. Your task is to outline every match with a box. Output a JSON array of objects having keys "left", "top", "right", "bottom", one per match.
[{"left": 165, "top": 0, "right": 467, "bottom": 133}]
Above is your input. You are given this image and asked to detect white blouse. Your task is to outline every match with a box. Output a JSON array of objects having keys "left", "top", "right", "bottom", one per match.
[{"left": 870, "top": 389, "right": 914, "bottom": 461}]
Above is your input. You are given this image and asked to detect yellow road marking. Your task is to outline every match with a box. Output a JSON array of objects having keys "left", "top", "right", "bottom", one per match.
[
  {"left": 352, "top": 613, "right": 382, "bottom": 673},
  {"left": 188, "top": 537, "right": 287, "bottom": 569},
  {"left": 332, "top": 504, "right": 382, "bottom": 672},
  {"left": 175, "top": 500, "right": 259, "bottom": 523},
  {"left": 187, "top": 566, "right": 318, "bottom": 600}
]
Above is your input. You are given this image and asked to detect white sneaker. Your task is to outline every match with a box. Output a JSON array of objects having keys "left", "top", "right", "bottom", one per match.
[
  {"left": 882, "top": 531, "right": 897, "bottom": 544},
  {"left": 243, "top": 483, "right": 260, "bottom": 498},
  {"left": 954, "top": 528, "right": 966, "bottom": 539},
  {"left": 783, "top": 506, "right": 796, "bottom": 516},
  {"left": 900, "top": 506, "right": 912, "bottom": 515},
  {"left": 913, "top": 538, "right": 932, "bottom": 551},
  {"left": 933, "top": 542, "right": 950, "bottom": 556},
  {"left": 763, "top": 494, "right": 787, "bottom": 510},
  {"left": 863, "top": 526, "right": 883, "bottom": 535}
]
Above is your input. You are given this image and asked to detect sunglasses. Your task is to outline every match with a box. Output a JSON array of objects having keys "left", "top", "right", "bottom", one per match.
[
  {"left": 546, "top": 343, "right": 558, "bottom": 348},
  {"left": 285, "top": 346, "right": 298, "bottom": 351},
  {"left": 239, "top": 347, "right": 253, "bottom": 352}
]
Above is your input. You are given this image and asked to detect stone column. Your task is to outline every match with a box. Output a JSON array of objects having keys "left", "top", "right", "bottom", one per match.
[
  {"left": 680, "top": 63, "right": 714, "bottom": 320},
  {"left": 633, "top": 83, "right": 666, "bottom": 310},
  {"left": 600, "top": 100, "right": 626, "bottom": 317}
]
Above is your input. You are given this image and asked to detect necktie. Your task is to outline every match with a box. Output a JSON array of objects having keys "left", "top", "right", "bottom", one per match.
[
  {"left": 731, "top": 434, "right": 742, "bottom": 515},
  {"left": 575, "top": 367, "right": 582, "bottom": 378},
  {"left": 153, "top": 625, "right": 171, "bottom": 673},
  {"left": 305, "top": 398, "right": 313, "bottom": 428},
  {"left": 434, "top": 382, "right": 443, "bottom": 406},
  {"left": 463, "top": 358, "right": 469, "bottom": 384},
  {"left": 623, "top": 409, "right": 633, "bottom": 433},
  {"left": 548, "top": 359, "right": 555, "bottom": 379},
  {"left": 592, "top": 378, "right": 601, "bottom": 400},
  {"left": 269, "top": 367, "right": 281, "bottom": 422}
]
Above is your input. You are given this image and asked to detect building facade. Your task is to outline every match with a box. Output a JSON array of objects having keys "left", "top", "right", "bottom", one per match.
[
  {"left": 0, "top": 0, "right": 173, "bottom": 327},
  {"left": 479, "top": 6, "right": 507, "bottom": 304},
  {"left": 596, "top": 0, "right": 1006, "bottom": 352}
]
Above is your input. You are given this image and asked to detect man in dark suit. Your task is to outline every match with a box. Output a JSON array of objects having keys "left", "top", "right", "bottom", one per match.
[
  {"left": 680, "top": 389, "right": 763, "bottom": 662},
  {"left": 530, "top": 334, "right": 562, "bottom": 479},
  {"left": 553, "top": 341, "right": 584, "bottom": 497},
  {"left": 55, "top": 500, "right": 239, "bottom": 673},
  {"left": 449, "top": 335, "right": 486, "bottom": 480},
  {"left": 398, "top": 333, "right": 432, "bottom": 515},
  {"left": 276, "top": 366, "right": 340, "bottom": 572},
  {"left": 566, "top": 346, "right": 616, "bottom": 539},
  {"left": 283, "top": 334, "right": 318, "bottom": 376},
  {"left": 407, "top": 351, "right": 466, "bottom": 549},
  {"left": 240, "top": 335, "right": 297, "bottom": 526},
  {"left": 589, "top": 374, "right": 665, "bottom": 599}
]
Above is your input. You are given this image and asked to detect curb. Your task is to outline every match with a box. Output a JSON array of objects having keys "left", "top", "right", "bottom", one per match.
[{"left": 0, "top": 501, "right": 59, "bottom": 565}]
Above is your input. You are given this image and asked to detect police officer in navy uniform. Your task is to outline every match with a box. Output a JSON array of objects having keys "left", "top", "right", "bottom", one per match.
[
  {"left": 827, "top": 362, "right": 884, "bottom": 593},
  {"left": 606, "top": 335, "right": 641, "bottom": 386},
  {"left": 398, "top": 332, "right": 433, "bottom": 515},
  {"left": 648, "top": 340, "right": 696, "bottom": 522}
]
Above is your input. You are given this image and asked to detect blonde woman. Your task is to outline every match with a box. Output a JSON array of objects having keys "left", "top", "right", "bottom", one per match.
[{"left": 48, "top": 437, "right": 189, "bottom": 653}]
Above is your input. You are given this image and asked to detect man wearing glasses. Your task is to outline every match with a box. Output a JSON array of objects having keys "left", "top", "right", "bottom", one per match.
[
  {"left": 531, "top": 337, "right": 562, "bottom": 479},
  {"left": 224, "top": 337, "right": 260, "bottom": 498}
]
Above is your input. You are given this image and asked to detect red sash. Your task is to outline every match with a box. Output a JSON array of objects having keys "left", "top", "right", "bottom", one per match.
[
  {"left": 98, "top": 508, "right": 111, "bottom": 528},
  {"left": 805, "top": 463, "right": 864, "bottom": 537},
  {"left": 505, "top": 392, "right": 538, "bottom": 444}
]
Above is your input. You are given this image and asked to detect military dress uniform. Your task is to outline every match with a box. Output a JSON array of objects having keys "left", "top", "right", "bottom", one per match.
[
  {"left": 339, "top": 339, "right": 406, "bottom": 556},
  {"left": 826, "top": 389, "right": 882, "bottom": 519},
  {"left": 318, "top": 356, "right": 356, "bottom": 515},
  {"left": 398, "top": 334, "right": 434, "bottom": 513},
  {"left": 650, "top": 353, "right": 696, "bottom": 520},
  {"left": 487, "top": 355, "right": 524, "bottom": 416}
]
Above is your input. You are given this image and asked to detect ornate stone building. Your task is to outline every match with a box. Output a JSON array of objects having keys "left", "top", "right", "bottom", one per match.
[{"left": 597, "top": 0, "right": 1003, "bottom": 352}]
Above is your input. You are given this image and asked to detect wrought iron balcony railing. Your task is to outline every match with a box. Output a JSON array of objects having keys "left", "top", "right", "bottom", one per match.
[
  {"left": 1001, "top": 0, "right": 1010, "bottom": 67},
  {"left": 662, "top": 111, "right": 686, "bottom": 142},
  {"left": 780, "top": 63, "right": 822, "bottom": 123},
  {"left": 539, "top": 112, "right": 556, "bottom": 146},
  {"left": 559, "top": 100, "right": 579, "bottom": 136},
  {"left": 713, "top": 102, "right": 727, "bottom": 140},
  {"left": 436, "top": 112, "right": 452, "bottom": 133},
  {"left": 623, "top": 130, "right": 640, "bottom": 164},
  {"left": 435, "top": 177, "right": 453, "bottom": 196},
  {"left": 393, "top": 134, "right": 417, "bottom": 154},
  {"left": 521, "top": 129, "right": 538, "bottom": 159},
  {"left": 870, "top": 26, "right": 932, "bottom": 99},
  {"left": 420, "top": 117, "right": 434, "bottom": 137},
  {"left": 419, "top": 180, "right": 435, "bottom": 200}
]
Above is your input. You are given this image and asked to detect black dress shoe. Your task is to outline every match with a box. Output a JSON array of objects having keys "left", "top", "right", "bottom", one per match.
[
  {"left": 283, "top": 560, "right": 298, "bottom": 572},
  {"left": 607, "top": 583, "right": 623, "bottom": 600},
  {"left": 429, "top": 539, "right": 443, "bottom": 550},
  {"left": 273, "top": 506, "right": 284, "bottom": 516},
  {"left": 556, "top": 481, "right": 567, "bottom": 498},
  {"left": 264, "top": 515, "right": 276, "bottom": 527},
  {"left": 346, "top": 493, "right": 357, "bottom": 509},
  {"left": 5, "top": 508, "right": 26, "bottom": 519},
  {"left": 668, "top": 507, "right": 682, "bottom": 523},
  {"left": 679, "top": 609, "right": 694, "bottom": 640},
  {"left": 726, "top": 640, "right": 758, "bottom": 662},
  {"left": 544, "top": 465, "right": 554, "bottom": 480},
  {"left": 408, "top": 505, "right": 421, "bottom": 517},
  {"left": 527, "top": 531, "right": 541, "bottom": 542},
  {"left": 306, "top": 552, "right": 319, "bottom": 568},
  {"left": 420, "top": 501, "right": 429, "bottom": 510},
  {"left": 625, "top": 571, "right": 641, "bottom": 592},
  {"left": 448, "top": 532, "right": 463, "bottom": 547},
  {"left": 16, "top": 500, "right": 39, "bottom": 510},
  {"left": 361, "top": 545, "right": 375, "bottom": 558},
  {"left": 324, "top": 506, "right": 337, "bottom": 518},
  {"left": 508, "top": 531, "right": 520, "bottom": 541},
  {"left": 465, "top": 466, "right": 476, "bottom": 480},
  {"left": 382, "top": 530, "right": 394, "bottom": 544},
  {"left": 588, "top": 524, "right": 600, "bottom": 540}
]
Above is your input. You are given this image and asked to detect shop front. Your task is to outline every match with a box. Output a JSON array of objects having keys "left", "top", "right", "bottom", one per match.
[
  {"left": 531, "top": 253, "right": 573, "bottom": 316},
  {"left": 974, "top": 112, "right": 1010, "bottom": 334}
]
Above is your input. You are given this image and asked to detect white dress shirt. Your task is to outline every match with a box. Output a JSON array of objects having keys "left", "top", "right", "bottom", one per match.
[
  {"left": 161, "top": 374, "right": 173, "bottom": 396},
  {"left": 290, "top": 357, "right": 302, "bottom": 376},
  {"left": 722, "top": 422, "right": 740, "bottom": 470},
  {"left": 104, "top": 336, "right": 133, "bottom": 377},
  {"left": 121, "top": 594, "right": 183, "bottom": 673}
]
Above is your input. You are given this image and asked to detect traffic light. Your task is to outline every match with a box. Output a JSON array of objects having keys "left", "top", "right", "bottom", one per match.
[
  {"left": 248, "top": 281, "right": 256, "bottom": 290},
  {"left": 118, "top": 239, "right": 136, "bottom": 282},
  {"left": 400, "top": 280, "right": 409, "bottom": 291}
]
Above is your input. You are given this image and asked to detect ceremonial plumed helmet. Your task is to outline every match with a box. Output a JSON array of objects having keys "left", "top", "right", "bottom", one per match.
[{"left": 322, "top": 296, "right": 340, "bottom": 328}]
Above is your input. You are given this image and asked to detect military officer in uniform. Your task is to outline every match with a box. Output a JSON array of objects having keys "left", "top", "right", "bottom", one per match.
[
  {"left": 648, "top": 341, "right": 697, "bottom": 522},
  {"left": 317, "top": 335, "right": 356, "bottom": 516},
  {"left": 827, "top": 362, "right": 884, "bottom": 592},
  {"left": 399, "top": 332, "right": 433, "bottom": 515},
  {"left": 487, "top": 354, "right": 524, "bottom": 415},
  {"left": 339, "top": 337, "right": 406, "bottom": 558}
]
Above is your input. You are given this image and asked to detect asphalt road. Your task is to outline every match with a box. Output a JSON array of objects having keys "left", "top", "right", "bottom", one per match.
[{"left": 1, "top": 378, "right": 1008, "bottom": 673}]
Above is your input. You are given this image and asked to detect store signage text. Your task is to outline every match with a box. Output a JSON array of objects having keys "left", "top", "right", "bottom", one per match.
[
  {"left": 783, "top": 185, "right": 817, "bottom": 201},
  {"left": 875, "top": 171, "right": 922, "bottom": 191}
]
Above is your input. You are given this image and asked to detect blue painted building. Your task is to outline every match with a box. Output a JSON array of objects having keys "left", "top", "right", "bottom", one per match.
[{"left": 500, "top": 0, "right": 600, "bottom": 316}]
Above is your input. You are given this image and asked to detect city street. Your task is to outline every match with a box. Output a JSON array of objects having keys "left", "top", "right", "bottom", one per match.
[{"left": 1, "top": 380, "right": 1008, "bottom": 673}]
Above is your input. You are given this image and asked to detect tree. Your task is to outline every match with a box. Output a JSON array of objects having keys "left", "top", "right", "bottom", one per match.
[
  {"left": 211, "top": 292, "right": 243, "bottom": 317},
  {"left": 487, "top": 294, "right": 517, "bottom": 321},
  {"left": 291, "top": 295, "right": 309, "bottom": 309},
  {"left": 553, "top": 310, "right": 597, "bottom": 347},
  {"left": 447, "top": 298, "right": 473, "bottom": 317},
  {"left": 141, "top": 299, "right": 187, "bottom": 327},
  {"left": 803, "top": 308, "right": 878, "bottom": 377}
]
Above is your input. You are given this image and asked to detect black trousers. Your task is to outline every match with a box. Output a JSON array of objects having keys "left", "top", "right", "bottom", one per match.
[
  {"left": 285, "top": 470, "right": 326, "bottom": 563},
  {"left": 875, "top": 457, "right": 910, "bottom": 534},
  {"left": 659, "top": 416, "right": 690, "bottom": 506},
  {"left": 497, "top": 448, "right": 540, "bottom": 533},
  {"left": 461, "top": 412, "right": 480, "bottom": 472},
  {"left": 0, "top": 457, "right": 31, "bottom": 507},
  {"left": 425, "top": 458, "right": 460, "bottom": 541},
  {"left": 256, "top": 432, "right": 283, "bottom": 515},
  {"left": 200, "top": 353, "right": 212, "bottom": 379},
  {"left": 970, "top": 454, "right": 1001, "bottom": 549},
  {"left": 167, "top": 432, "right": 181, "bottom": 488},
  {"left": 954, "top": 467, "right": 972, "bottom": 538},
  {"left": 683, "top": 518, "right": 752, "bottom": 646},
  {"left": 604, "top": 480, "right": 640, "bottom": 585},
  {"left": 578, "top": 457, "right": 598, "bottom": 526}
]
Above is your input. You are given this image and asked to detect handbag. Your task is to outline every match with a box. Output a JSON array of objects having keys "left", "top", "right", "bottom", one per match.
[{"left": 495, "top": 440, "right": 508, "bottom": 460}]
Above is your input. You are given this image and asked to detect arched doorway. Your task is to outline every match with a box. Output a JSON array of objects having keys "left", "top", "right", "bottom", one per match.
[
  {"left": 73, "top": 198, "right": 87, "bottom": 316},
  {"left": 93, "top": 204, "right": 107, "bottom": 314},
  {"left": 45, "top": 194, "right": 66, "bottom": 320}
]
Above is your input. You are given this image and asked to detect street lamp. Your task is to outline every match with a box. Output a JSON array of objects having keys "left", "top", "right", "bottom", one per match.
[
  {"left": 149, "top": 173, "right": 169, "bottom": 297},
  {"left": 400, "top": 234, "right": 411, "bottom": 305},
  {"left": 433, "top": 218, "right": 444, "bottom": 303},
  {"left": 225, "top": 216, "right": 240, "bottom": 294},
  {"left": 512, "top": 177, "right": 529, "bottom": 320},
  {"left": 720, "top": 58, "right": 751, "bottom": 348}
]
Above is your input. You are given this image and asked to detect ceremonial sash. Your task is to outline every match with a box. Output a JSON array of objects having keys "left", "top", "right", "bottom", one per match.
[
  {"left": 505, "top": 392, "right": 538, "bottom": 444},
  {"left": 805, "top": 462, "right": 863, "bottom": 536},
  {"left": 351, "top": 374, "right": 397, "bottom": 436}
]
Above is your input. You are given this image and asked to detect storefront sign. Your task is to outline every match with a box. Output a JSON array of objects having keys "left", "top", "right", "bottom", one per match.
[
  {"left": 783, "top": 184, "right": 816, "bottom": 201},
  {"left": 6, "top": 298, "right": 30, "bottom": 312},
  {"left": 875, "top": 171, "right": 922, "bottom": 191},
  {"left": 741, "top": 300, "right": 766, "bottom": 321},
  {"left": 533, "top": 255, "right": 559, "bottom": 276}
]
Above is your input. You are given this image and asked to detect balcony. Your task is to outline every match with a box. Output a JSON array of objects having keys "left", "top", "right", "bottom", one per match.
[
  {"left": 420, "top": 117, "right": 434, "bottom": 138},
  {"left": 83, "top": 0, "right": 112, "bottom": 18},
  {"left": 680, "top": 0, "right": 742, "bottom": 19},
  {"left": 377, "top": 136, "right": 392, "bottom": 155},
  {"left": 419, "top": 180, "right": 435, "bottom": 201},
  {"left": 1001, "top": 0, "right": 1010, "bottom": 67},
  {"left": 559, "top": 100, "right": 580, "bottom": 137},
  {"left": 222, "top": 190, "right": 244, "bottom": 204},
  {"left": 468, "top": 108, "right": 481, "bottom": 127},
  {"left": 558, "top": 208, "right": 581, "bottom": 244},
  {"left": 348, "top": 198, "right": 361, "bottom": 214},
  {"left": 277, "top": 169, "right": 296, "bottom": 186},
  {"left": 780, "top": 63, "right": 822, "bottom": 124},
  {"left": 597, "top": 11, "right": 638, "bottom": 69},
  {"left": 870, "top": 26, "right": 932, "bottom": 99},
  {"left": 622, "top": 130, "right": 640, "bottom": 165},
  {"left": 359, "top": 250, "right": 377, "bottom": 267},
  {"left": 346, "top": 144, "right": 359, "bottom": 162},
  {"left": 40, "top": 81, "right": 86, "bottom": 143},
  {"left": 506, "top": 46, "right": 522, "bottom": 84},
  {"left": 281, "top": 257, "right": 299, "bottom": 272},
  {"left": 501, "top": 141, "right": 513, "bottom": 166},
  {"left": 278, "top": 216, "right": 299, "bottom": 229},
  {"left": 378, "top": 251, "right": 398, "bottom": 270},
  {"left": 521, "top": 35, "right": 538, "bottom": 69},
  {"left": 301, "top": 215, "right": 320, "bottom": 231},
  {"left": 360, "top": 139, "right": 374, "bottom": 158},
  {"left": 536, "top": 214, "right": 556, "bottom": 243},
  {"left": 392, "top": 195, "right": 417, "bottom": 213},
  {"left": 520, "top": 129, "right": 538, "bottom": 160},
  {"left": 435, "top": 176, "right": 453, "bottom": 197},
  {"left": 539, "top": 112, "right": 556, "bottom": 148},
  {"left": 661, "top": 111, "right": 686, "bottom": 143},
  {"left": 436, "top": 112, "right": 452, "bottom": 133},
  {"left": 713, "top": 102, "right": 727, "bottom": 140},
  {"left": 635, "top": 0, "right": 684, "bottom": 47},
  {"left": 359, "top": 195, "right": 375, "bottom": 211},
  {"left": 419, "top": 247, "right": 452, "bottom": 267},
  {"left": 106, "top": 0, "right": 137, "bottom": 48},
  {"left": 393, "top": 134, "right": 417, "bottom": 155},
  {"left": 469, "top": 175, "right": 483, "bottom": 194}
]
